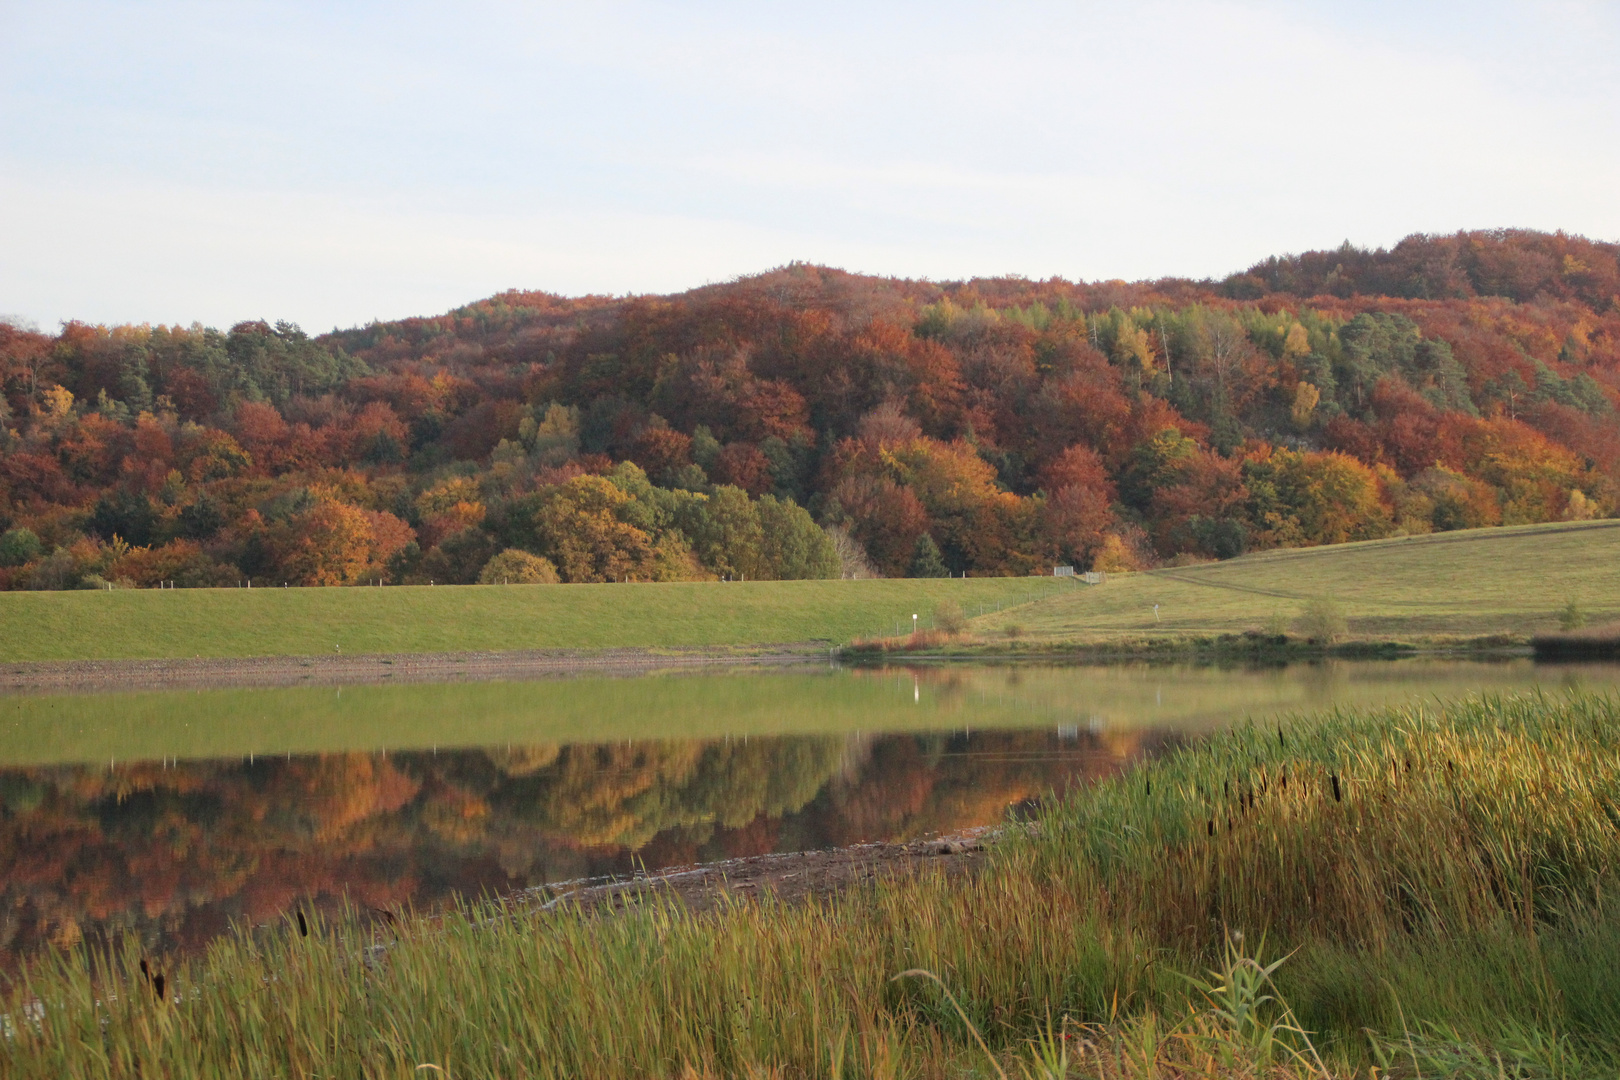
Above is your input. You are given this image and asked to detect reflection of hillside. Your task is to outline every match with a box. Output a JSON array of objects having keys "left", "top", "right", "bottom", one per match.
[{"left": 0, "top": 727, "right": 1165, "bottom": 969}]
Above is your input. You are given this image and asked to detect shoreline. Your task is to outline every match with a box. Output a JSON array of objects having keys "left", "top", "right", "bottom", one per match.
[
  {"left": 0, "top": 644, "right": 835, "bottom": 694},
  {"left": 0, "top": 633, "right": 1546, "bottom": 694}
]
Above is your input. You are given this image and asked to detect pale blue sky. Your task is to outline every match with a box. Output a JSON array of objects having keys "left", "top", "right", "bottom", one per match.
[{"left": 2, "top": 1, "right": 1617, "bottom": 331}]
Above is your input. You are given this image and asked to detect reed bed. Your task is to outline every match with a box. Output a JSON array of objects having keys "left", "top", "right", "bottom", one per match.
[{"left": 9, "top": 691, "right": 1620, "bottom": 1078}]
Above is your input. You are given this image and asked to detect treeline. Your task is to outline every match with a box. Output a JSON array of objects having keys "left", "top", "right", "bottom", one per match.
[{"left": 1, "top": 229, "right": 1617, "bottom": 589}]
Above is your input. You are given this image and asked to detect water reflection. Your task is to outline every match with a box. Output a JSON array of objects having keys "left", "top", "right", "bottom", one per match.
[
  {"left": 6, "top": 657, "right": 1618, "bottom": 970},
  {"left": 0, "top": 727, "right": 1164, "bottom": 969}
]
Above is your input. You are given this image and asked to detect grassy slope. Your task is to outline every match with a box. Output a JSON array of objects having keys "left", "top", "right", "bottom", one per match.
[
  {"left": 990, "top": 518, "right": 1620, "bottom": 643},
  {"left": 0, "top": 577, "right": 1060, "bottom": 663}
]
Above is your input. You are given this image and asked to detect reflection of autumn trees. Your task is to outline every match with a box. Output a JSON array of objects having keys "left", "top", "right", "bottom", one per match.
[{"left": 0, "top": 727, "right": 1158, "bottom": 968}]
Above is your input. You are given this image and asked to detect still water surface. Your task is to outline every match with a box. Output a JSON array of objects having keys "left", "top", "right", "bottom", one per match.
[{"left": 0, "top": 658, "right": 1615, "bottom": 969}]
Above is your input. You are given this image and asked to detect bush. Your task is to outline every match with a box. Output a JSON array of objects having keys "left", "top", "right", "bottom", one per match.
[
  {"left": 478, "top": 549, "right": 561, "bottom": 585},
  {"left": 933, "top": 600, "right": 966, "bottom": 635},
  {"left": 0, "top": 527, "right": 42, "bottom": 567},
  {"left": 1560, "top": 599, "right": 1588, "bottom": 632},
  {"left": 1296, "top": 598, "right": 1348, "bottom": 644}
]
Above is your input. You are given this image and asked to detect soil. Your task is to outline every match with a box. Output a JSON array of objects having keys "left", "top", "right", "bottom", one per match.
[
  {"left": 512, "top": 828, "right": 998, "bottom": 916},
  {"left": 0, "top": 644, "right": 834, "bottom": 694}
]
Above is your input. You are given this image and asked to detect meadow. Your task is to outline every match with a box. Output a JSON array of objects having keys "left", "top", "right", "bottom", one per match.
[
  {"left": 971, "top": 519, "right": 1620, "bottom": 646},
  {"left": 8, "top": 688, "right": 1620, "bottom": 1078},
  {"left": 0, "top": 577, "right": 1060, "bottom": 663}
]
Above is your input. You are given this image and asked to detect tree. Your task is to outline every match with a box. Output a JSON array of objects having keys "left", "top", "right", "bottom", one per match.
[
  {"left": 683, "top": 485, "right": 764, "bottom": 579},
  {"left": 908, "top": 534, "right": 949, "bottom": 577},
  {"left": 89, "top": 491, "right": 159, "bottom": 547},
  {"left": 478, "top": 548, "right": 560, "bottom": 584},
  {"left": 0, "top": 528, "right": 42, "bottom": 567},
  {"left": 275, "top": 500, "right": 412, "bottom": 586},
  {"left": 755, "top": 495, "right": 839, "bottom": 579},
  {"left": 420, "top": 527, "right": 499, "bottom": 584},
  {"left": 536, "top": 475, "right": 656, "bottom": 582},
  {"left": 827, "top": 475, "right": 929, "bottom": 578}
]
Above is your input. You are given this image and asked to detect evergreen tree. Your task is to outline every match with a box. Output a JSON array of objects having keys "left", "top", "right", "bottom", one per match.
[{"left": 908, "top": 533, "right": 949, "bottom": 578}]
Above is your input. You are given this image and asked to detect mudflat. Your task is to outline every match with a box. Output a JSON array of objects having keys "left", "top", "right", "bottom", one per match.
[{"left": 0, "top": 643, "right": 831, "bottom": 693}]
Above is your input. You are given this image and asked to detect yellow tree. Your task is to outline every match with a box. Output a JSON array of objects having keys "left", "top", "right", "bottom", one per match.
[{"left": 537, "top": 475, "right": 656, "bottom": 582}]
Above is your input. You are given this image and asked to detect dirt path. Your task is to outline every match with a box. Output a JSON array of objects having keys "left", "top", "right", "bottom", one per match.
[{"left": 0, "top": 644, "right": 834, "bottom": 694}]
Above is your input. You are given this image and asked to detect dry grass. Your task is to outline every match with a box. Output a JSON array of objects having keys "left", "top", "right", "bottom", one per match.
[{"left": 8, "top": 691, "right": 1620, "bottom": 1077}]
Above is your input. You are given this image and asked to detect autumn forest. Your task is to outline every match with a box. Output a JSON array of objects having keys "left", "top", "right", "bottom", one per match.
[{"left": 2, "top": 228, "right": 1618, "bottom": 590}]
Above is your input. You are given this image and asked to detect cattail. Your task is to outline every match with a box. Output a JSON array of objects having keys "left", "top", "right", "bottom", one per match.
[
  {"left": 1331, "top": 773, "right": 1342, "bottom": 802},
  {"left": 139, "top": 958, "right": 150, "bottom": 984},
  {"left": 152, "top": 972, "right": 166, "bottom": 1003},
  {"left": 298, "top": 909, "right": 308, "bottom": 937},
  {"left": 1207, "top": 819, "right": 1215, "bottom": 837},
  {"left": 1278, "top": 728, "right": 1285, "bottom": 749}
]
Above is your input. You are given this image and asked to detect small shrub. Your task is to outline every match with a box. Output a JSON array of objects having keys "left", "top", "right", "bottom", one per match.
[
  {"left": 933, "top": 600, "right": 966, "bottom": 635},
  {"left": 1295, "top": 598, "right": 1347, "bottom": 645},
  {"left": 478, "top": 549, "right": 561, "bottom": 585},
  {"left": 904, "top": 629, "right": 948, "bottom": 650},
  {"left": 1004, "top": 623, "right": 1024, "bottom": 640},
  {"left": 1559, "top": 599, "right": 1588, "bottom": 632}
]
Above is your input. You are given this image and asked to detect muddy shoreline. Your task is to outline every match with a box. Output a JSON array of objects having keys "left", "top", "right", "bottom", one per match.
[{"left": 0, "top": 644, "right": 835, "bottom": 694}]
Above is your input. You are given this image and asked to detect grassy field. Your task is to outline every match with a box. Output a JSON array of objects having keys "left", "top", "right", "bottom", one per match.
[
  {"left": 4, "top": 521, "right": 1612, "bottom": 663},
  {"left": 5, "top": 658, "right": 1619, "bottom": 766},
  {"left": 0, "top": 577, "right": 1061, "bottom": 663},
  {"left": 10, "top": 689, "right": 1620, "bottom": 1078},
  {"left": 977, "top": 518, "right": 1620, "bottom": 645}
]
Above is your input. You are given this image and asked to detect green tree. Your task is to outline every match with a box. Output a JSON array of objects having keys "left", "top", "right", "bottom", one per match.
[
  {"left": 908, "top": 533, "right": 950, "bottom": 577},
  {"left": 685, "top": 485, "right": 764, "bottom": 579},
  {"left": 0, "top": 528, "right": 43, "bottom": 567},
  {"left": 756, "top": 495, "right": 839, "bottom": 580}
]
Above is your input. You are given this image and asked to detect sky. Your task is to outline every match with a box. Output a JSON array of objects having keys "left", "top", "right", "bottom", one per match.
[{"left": 2, "top": 0, "right": 1617, "bottom": 332}]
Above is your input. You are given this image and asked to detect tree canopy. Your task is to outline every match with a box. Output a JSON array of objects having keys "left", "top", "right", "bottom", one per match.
[{"left": 2, "top": 229, "right": 1617, "bottom": 590}]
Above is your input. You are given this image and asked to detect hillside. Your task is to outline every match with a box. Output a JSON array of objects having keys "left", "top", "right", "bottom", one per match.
[
  {"left": 987, "top": 518, "right": 1620, "bottom": 644},
  {"left": 1, "top": 228, "right": 1618, "bottom": 595}
]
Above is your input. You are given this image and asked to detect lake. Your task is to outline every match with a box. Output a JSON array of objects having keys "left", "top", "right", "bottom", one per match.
[{"left": 1, "top": 658, "right": 1615, "bottom": 969}]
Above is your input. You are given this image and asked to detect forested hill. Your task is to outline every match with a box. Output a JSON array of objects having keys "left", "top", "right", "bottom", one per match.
[{"left": 1, "top": 228, "right": 1618, "bottom": 591}]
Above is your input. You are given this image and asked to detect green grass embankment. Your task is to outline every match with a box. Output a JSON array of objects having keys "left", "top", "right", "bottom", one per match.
[
  {"left": 0, "top": 577, "right": 1060, "bottom": 663},
  {"left": 967, "top": 519, "right": 1620, "bottom": 649},
  {"left": 11, "top": 690, "right": 1620, "bottom": 1077}
]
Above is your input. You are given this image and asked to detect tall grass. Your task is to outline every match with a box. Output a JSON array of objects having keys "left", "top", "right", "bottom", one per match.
[{"left": 9, "top": 691, "right": 1620, "bottom": 1077}]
